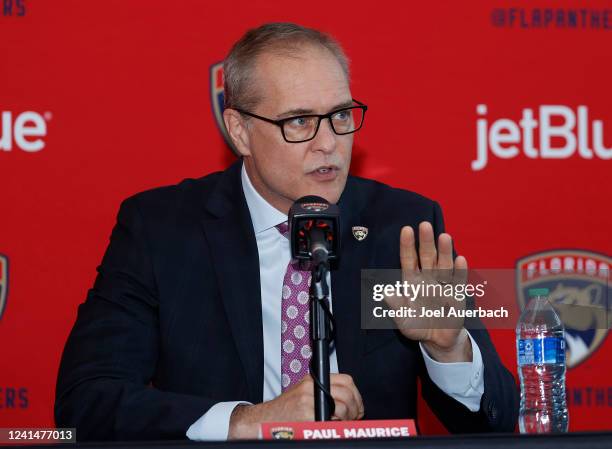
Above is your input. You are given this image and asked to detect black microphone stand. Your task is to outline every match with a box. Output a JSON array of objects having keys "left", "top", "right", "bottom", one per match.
[
  {"left": 309, "top": 257, "right": 334, "bottom": 421},
  {"left": 288, "top": 196, "right": 340, "bottom": 422}
]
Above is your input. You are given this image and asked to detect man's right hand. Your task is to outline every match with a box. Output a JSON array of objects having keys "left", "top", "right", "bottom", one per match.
[{"left": 228, "top": 374, "right": 364, "bottom": 439}]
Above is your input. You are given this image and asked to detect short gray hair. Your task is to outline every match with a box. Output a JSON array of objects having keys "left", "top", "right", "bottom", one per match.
[{"left": 223, "top": 22, "right": 350, "bottom": 111}]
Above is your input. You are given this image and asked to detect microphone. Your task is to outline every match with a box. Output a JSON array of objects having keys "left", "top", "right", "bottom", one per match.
[
  {"left": 288, "top": 195, "right": 340, "bottom": 421},
  {"left": 288, "top": 195, "right": 340, "bottom": 266}
]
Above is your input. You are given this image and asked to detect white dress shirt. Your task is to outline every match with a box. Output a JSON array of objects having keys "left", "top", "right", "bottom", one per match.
[{"left": 187, "top": 165, "right": 484, "bottom": 440}]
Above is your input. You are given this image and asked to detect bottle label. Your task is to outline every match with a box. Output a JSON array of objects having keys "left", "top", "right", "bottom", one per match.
[{"left": 518, "top": 337, "right": 566, "bottom": 365}]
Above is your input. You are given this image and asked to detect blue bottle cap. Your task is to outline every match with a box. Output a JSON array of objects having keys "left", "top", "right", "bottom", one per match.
[{"left": 528, "top": 288, "right": 550, "bottom": 297}]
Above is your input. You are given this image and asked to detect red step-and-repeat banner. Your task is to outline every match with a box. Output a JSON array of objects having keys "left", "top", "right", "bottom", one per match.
[{"left": 1, "top": 0, "right": 610, "bottom": 434}]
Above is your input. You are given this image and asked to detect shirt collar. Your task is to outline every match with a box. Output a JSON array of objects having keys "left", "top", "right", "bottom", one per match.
[{"left": 241, "top": 163, "right": 287, "bottom": 234}]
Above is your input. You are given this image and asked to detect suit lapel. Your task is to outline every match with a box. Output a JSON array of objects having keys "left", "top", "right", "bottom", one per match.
[
  {"left": 332, "top": 177, "right": 370, "bottom": 379},
  {"left": 200, "top": 162, "right": 264, "bottom": 403}
]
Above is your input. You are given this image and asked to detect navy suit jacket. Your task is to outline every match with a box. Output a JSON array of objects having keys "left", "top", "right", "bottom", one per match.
[{"left": 55, "top": 161, "right": 519, "bottom": 440}]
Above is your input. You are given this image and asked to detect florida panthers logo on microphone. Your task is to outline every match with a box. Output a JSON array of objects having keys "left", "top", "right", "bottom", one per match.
[
  {"left": 209, "top": 61, "right": 239, "bottom": 156},
  {"left": 302, "top": 202, "right": 329, "bottom": 212},
  {"left": 516, "top": 250, "right": 611, "bottom": 369},
  {"left": 0, "top": 254, "right": 8, "bottom": 321}
]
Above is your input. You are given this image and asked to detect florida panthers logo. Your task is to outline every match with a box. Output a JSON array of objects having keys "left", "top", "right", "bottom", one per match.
[
  {"left": 352, "top": 226, "right": 368, "bottom": 241},
  {"left": 209, "top": 61, "right": 240, "bottom": 156},
  {"left": 271, "top": 427, "right": 294, "bottom": 440},
  {"left": 516, "top": 250, "right": 610, "bottom": 369},
  {"left": 0, "top": 254, "right": 8, "bottom": 321}
]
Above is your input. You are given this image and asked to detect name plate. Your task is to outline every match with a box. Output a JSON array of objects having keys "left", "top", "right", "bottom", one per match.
[{"left": 260, "top": 419, "right": 417, "bottom": 440}]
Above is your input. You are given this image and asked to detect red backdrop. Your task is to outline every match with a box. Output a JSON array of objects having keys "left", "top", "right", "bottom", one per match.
[{"left": 1, "top": 0, "right": 610, "bottom": 434}]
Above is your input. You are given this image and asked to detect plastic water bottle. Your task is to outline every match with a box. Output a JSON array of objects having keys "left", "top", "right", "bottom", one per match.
[{"left": 516, "top": 288, "right": 568, "bottom": 433}]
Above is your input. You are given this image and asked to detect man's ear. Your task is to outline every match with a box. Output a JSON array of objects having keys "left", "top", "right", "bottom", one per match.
[{"left": 223, "top": 109, "right": 251, "bottom": 157}]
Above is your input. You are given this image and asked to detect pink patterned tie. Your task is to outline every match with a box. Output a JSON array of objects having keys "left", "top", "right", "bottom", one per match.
[{"left": 276, "top": 222, "right": 312, "bottom": 391}]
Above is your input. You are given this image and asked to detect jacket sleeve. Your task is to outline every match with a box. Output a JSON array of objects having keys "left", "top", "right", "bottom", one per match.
[
  {"left": 419, "top": 201, "right": 519, "bottom": 433},
  {"left": 55, "top": 197, "right": 216, "bottom": 441}
]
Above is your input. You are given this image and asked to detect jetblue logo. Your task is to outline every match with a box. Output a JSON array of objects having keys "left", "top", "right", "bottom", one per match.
[
  {"left": 0, "top": 111, "right": 50, "bottom": 153},
  {"left": 473, "top": 105, "right": 611, "bottom": 171},
  {"left": 491, "top": 8, "right": 611, "bottom": 30},
  {"left": 209, "top": 62, "right": 239, "bottom": 156},
  {"left": 516, "top": 250, "right": 611, "bottom": 369}
]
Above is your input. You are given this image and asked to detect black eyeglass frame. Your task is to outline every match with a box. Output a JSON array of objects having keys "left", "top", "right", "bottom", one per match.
[{"left": 233, "top": 99, "right": 368, "bottom": 143}]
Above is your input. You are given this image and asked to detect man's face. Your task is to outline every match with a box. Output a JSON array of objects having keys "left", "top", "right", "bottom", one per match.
[{"left": 237, "top": 45, "right": 353, "bottom": 214}]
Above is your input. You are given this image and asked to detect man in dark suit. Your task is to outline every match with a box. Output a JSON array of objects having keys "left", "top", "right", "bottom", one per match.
[{"left": 55, "top": 23, "right": 519, "bottom": 441}]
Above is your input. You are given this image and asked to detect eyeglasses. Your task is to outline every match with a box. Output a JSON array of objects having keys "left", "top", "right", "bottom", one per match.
[{"left": 233, "top": 99, "right": 368, "bottom": 143}]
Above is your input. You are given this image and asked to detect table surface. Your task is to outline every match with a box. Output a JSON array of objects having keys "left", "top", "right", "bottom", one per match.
[{"left": 10, "top": 431, "right": 612, "bottom": 449}]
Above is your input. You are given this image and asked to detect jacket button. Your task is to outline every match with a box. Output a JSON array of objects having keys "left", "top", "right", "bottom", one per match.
[{"left": 487, "top": 401, "right": 498, "bottom": 421}]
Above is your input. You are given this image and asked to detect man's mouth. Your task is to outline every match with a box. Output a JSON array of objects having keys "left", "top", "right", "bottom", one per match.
[
  {"left": 308, "top": 165, "right": 340, "bottom": 181},
  {"left": 309, "top": 164, "right": 340, "bottom": 174}
]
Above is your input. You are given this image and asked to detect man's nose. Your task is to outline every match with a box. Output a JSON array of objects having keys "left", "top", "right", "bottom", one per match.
[{"left": 311, "top": 118, "right": 337, "bottom": 153}]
